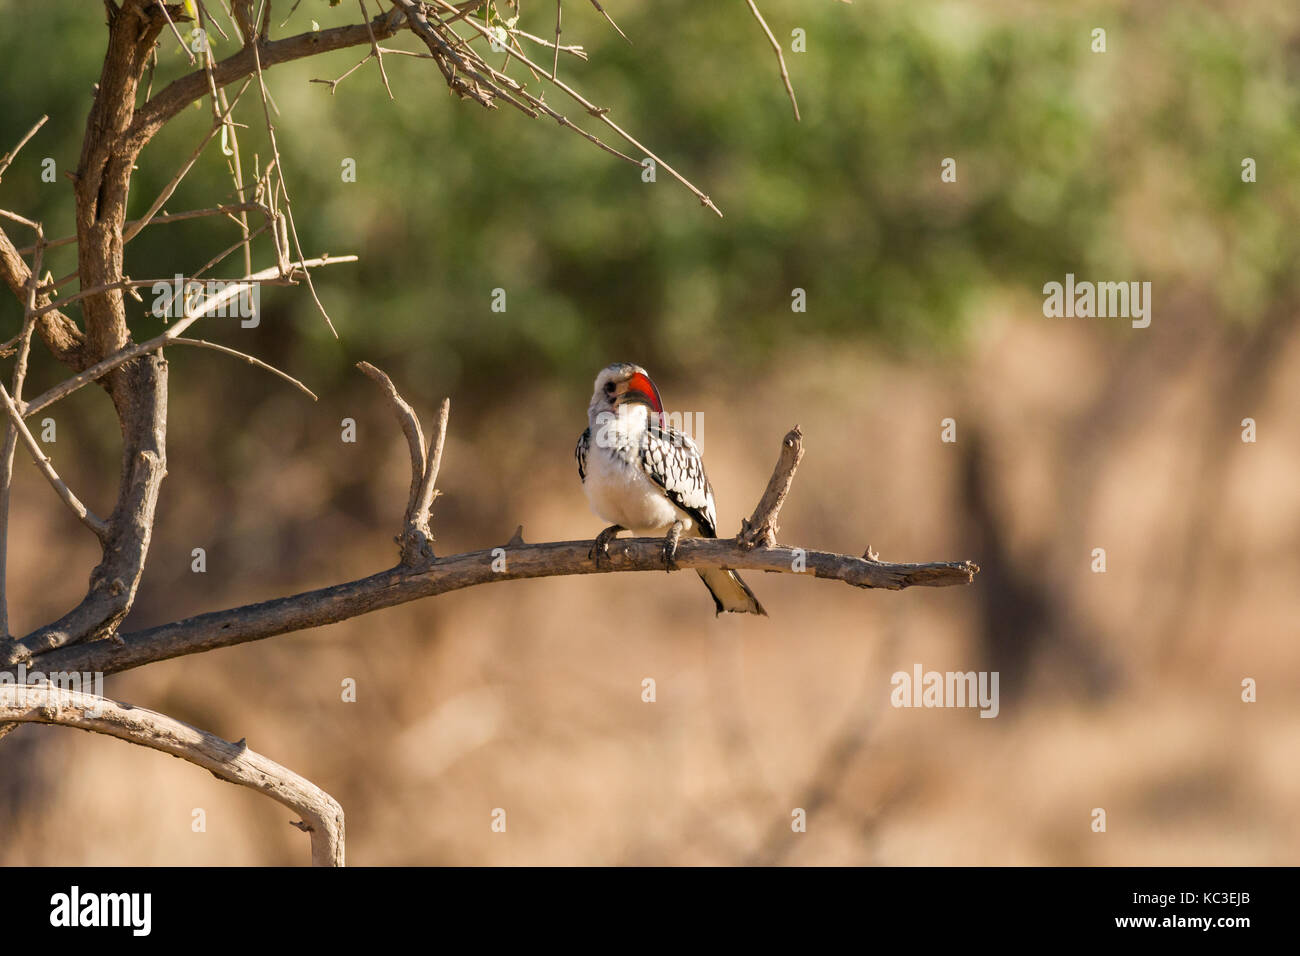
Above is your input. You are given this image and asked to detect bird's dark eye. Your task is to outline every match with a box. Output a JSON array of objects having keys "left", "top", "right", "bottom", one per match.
[{"left": 604, "top": 382, "right": 617, "bottom": 395}]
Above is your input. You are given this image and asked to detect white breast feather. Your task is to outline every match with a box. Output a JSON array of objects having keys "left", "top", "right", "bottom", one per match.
[{"left": 583, "top": 441, "right": 697, "bottom": 536}]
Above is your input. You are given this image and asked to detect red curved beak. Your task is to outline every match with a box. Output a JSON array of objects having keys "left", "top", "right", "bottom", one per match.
[{"left": 624, "top": 371, "right": 665, "bottom": 430}]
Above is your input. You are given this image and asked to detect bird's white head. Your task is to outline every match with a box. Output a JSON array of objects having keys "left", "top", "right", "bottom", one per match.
[{"left": 588, "top": 362, "right": 665, "bottom": 431}]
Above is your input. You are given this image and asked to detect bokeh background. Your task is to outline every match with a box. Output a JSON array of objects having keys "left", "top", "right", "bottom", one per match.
[{"left": 1, "top": 0, "right": 1298, "bottom": 864}]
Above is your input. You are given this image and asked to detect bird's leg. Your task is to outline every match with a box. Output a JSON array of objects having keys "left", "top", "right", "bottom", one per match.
[
  {"left": 662, "top": 519, "right": 684, "bottom": 573},
  {"left": 589, "top": 524, "right": 626, "bottom": 567}
]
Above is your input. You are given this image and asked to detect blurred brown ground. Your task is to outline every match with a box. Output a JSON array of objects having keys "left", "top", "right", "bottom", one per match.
[{"left": 1, "top": 294, "right": 1295, "bottom": 865}]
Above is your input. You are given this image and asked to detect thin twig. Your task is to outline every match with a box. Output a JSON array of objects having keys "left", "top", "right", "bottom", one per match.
[
  {"left": 589, "top": 0, "right": 628, "bottom": 43},
  {"left": 199, "top": 1, "right": 231, "bottom": 42},
  {"left": 25, "top": 199, "right": 267, "bottom": 257},
  {"left": 248, "top": 15, "right": 341, "bottom": 336},
  {"left": 358, "top": 0, "right": 395, "bottom": 99},
  {"left": 191, "top": 219, "right": 271, "bottom": 279},
  {"left": 357, "top": 361, "right": 426, "bottom": 510},
  {"left": 193, "top": 0, "right": 256, "bottom": 277},
  {"left": 424, "top": 0, "right": 722, "bottom": 215},
  {"left": 171, "top": 337, "right": 317, "bottom": 401},
  {"left": 515, "top": 28, "right": 586, "bottom": 61},
  {"left": 157, "top": 0, "right": 198, "bottom": 65},
  {"left": 744, "top": 0, "right": 800, "bottom": 122},
  {"left": 123, "top": 81, "right": 254, "bottom": 244},
  {"left": 310, "top": 51, "right": 376, "bottom": 94},
  {"left": 0, "top": 210, "right": 40, "bottom": 233},
  {"left": 21, "top": 256, "right": 357, "bottom": 419},
  {"left": 0, "top": 382, "right": 108, "bottom": 540},
  {"left": 414, "top": 397, "right": 450, "bottom": 525},
  {"left": 0, "top": 115, "right": 49, "bottom": 184},
  {"left": 552, "top": 0, "right": 561, "bottom": 78},
  {"left": 0, "top": 226, "right": 44, "bottom": 637}
]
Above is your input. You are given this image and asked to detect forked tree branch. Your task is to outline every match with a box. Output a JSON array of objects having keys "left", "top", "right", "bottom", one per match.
[
  {"left": 356, "top": 360, "right": 449, "bottom": 565},
  {"left": 0, "top": 683, "right": 343, "bottom": 866},
  {"left": 13, "top": 365, "right": 978, "bottom": 680}
]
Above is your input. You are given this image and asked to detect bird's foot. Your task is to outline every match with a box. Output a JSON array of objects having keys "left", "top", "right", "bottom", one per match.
[
  {"left": 589, "top": 524, "right": 625, "bottom": 568},
  {"left": 662, "top": 520, "right": 684, "bottom": 573}
]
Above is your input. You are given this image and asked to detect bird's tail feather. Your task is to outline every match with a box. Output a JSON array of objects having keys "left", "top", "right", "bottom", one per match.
[{"left": 697, "top": 567, "right": 767, "bottom": 616}]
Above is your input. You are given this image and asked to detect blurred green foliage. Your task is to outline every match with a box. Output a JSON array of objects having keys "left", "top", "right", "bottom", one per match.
[{"left": 2, "top": 0, "right": 1299, "bottom": 411}]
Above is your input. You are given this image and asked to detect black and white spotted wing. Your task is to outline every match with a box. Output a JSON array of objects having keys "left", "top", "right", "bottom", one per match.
[
  {"left": 639, "top": 426, "right": 718, "bottom": 538},
  {"left": 576, "top": 427, "right": 591, "bottom": 482}
]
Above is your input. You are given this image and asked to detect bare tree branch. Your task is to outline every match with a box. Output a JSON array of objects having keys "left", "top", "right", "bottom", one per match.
[
  {"left": 420, "top": 0, "right": 722, "bottom": 215},
  {"left": 21, "top": 201, "right": 269, "bottom": 259},
  {"left": 357, "top": 360, "right": 428, "bottom": 512},
  {"left": 154, "top": 0, "right": 196, "bottom": 66},
  {"left": 127, "top": 11, "right": 406, "bottom": 149},
  {"left": 21, "top": 256, "right": 357, "bottom": 420},
  {"left": 4, "top": 352, "right": 168, "bottom": 665},
  {"left": 170, "top": 337, "right": 317, "bottom": 401},
  {"left": 588, "top": 0, "right": 629, "bottom": 44},
  {"left": 357, "top": 0, "right": 394, "bottom": 99},
  {"left": 0, "top": 0, "right": 893, "bottom": 865},
  {"left": 121, "top": 82, "right": 254, "bottom": 244},
  {"left": 75, "top": 0, "right": 172, "bottom": 361},
  {"left": 355, "top": 361, "right": 448, "bottom": 566},
  {"left": 0, "top": 114, "right": 49, "bottom": 184},
  {"left": 739, "top": 425, "right": 804, "bottom": 549},
  {"left": 744, "top": 0, "right": 800, "bottom": 122},
  {"left": 13, "top": 376, "right": 977, "bottom": 679},
  {"left": 0, "top": 683, "right": 343, "bottom": 866},
  {"left": 0, "top": 224, "right": 86, "bottom": 369},
  {"left": 0, "top": 223, "right": 48, "bottom": 638},
  {"left": 247, "top": 14, "right": 340, "bottom": 336},
  {"left": 26, "top": 539, "right": 978, "bottom": 679},
  {"left": 0, "top": 382, "right": 109, "bottom": 540}
]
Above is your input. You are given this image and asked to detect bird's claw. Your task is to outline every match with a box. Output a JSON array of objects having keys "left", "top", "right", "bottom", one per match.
[
  {"left": 589, "top": 524, "right": 624, "bottom": 569},
  {"left": 662, "top": 521, "right": 683, "bottom": 573}
]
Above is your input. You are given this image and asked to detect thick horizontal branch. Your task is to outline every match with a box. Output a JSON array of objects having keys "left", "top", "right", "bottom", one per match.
[
  {"left": 22, "top": 538, "right": 978, "bottom": 678},
  {"left": 0, "top": 683, "right": 343, "bottom": 866}
]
